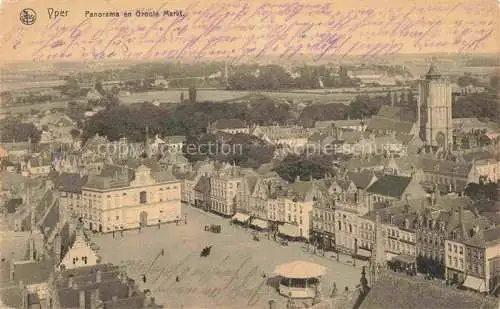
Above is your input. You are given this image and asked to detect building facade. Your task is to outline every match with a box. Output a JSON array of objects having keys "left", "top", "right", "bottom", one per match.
[{"left": 81, "top": 164, "right": 181, "bottom": 232}]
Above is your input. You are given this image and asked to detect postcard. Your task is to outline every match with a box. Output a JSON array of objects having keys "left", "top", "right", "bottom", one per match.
[{"left": 0, "top": 0, "right": 499, "bottom": 309}]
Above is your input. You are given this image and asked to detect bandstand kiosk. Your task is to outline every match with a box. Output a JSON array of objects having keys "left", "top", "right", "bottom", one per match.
[{"left": 273, "top": 260, "right": 326, "bottom": 299}]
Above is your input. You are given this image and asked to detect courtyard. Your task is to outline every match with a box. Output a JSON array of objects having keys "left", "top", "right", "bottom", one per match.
[{"left": 93, "top": 204, "right": 367, "bottom": 309}]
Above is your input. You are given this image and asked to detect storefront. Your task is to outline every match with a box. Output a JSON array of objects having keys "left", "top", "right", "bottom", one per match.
[
  {"left": 232, "top": 213, "right": 250, "bottom": 225},
  {"left": 250, "top": 217, "right": 268, "bottom": 230},
  {"left": 389, "top": 254, "right": 417, "bottom": 275},
  {"left": 462, "top": 275, "right": 488, "bottom": 293},
  {"left": 279, "top": 223, "right": 301, "bottom": 240}
]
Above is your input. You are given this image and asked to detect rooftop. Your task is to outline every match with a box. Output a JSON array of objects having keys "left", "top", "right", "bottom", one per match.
[
  {"left": 366, "top": 175, "right": 413, "bottom": 199},
  {"left": 359, "top": 271, "right": 497, "bottom": 309}
]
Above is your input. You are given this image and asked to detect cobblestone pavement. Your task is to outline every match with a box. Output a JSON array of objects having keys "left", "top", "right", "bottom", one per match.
[{"left": 93, "top": 204, "right": 367, "bottom": 309}]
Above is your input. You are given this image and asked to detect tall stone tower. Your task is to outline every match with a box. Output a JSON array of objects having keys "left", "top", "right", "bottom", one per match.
[{"left": 417, "top": 63, "right": 453, "bottom": 150}]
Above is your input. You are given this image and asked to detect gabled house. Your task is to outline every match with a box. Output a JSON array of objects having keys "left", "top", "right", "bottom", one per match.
[
  {"left": 273, "top": 179, "right": 328, "bottom": 240},
  {"left": 59, "top": 226, "right": 99, "bottom": 270},
  {"left": 25, "top": 156, "right": 52, "bottom": 178}
]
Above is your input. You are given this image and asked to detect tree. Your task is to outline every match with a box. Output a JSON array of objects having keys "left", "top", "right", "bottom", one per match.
[
  {"left": 457, "top": 74, "right": 478, "bottom": 88},
  {"left": 299, "top": 103, "right": 347, "bottom": 127},
  {"left": 70, "top": 128, "right": 80, "bottom": 139},
  {"left": 274, "top": 154, "right": 335, "bottom": 183},
  {"left": 464, "top": 181, "right": 497, "bottom": 201},
  {"left": 0, "top": 122, "right": 41, "bottom": 143},
  {"left": 346, "top": 95, "right": 387, "bottom": 120},
  {"left": 489, "top": 75, "right": 500, "bottom": 90},
  {"left": 95, "top": 81, "right": 105, "bottom": 96},
  {"left": 60, "top": 77, "right": 81, "bottom": 98}
]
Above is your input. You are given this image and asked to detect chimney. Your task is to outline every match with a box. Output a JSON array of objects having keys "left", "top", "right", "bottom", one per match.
[
  {"left": 127, "top": 284, "right": 134, "bottom": 298},
  {"left": 96, "top": 270, "right": 102, "bottom": 283},
  {"left": 9, "top": 259, "right": 15, "bottom": 283},
  {"left": 79, "top": 290, "right": 85, "bottom": 309}
]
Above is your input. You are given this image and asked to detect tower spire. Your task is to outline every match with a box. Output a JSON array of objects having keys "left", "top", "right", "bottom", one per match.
[{"left": 28, "top": 183, "right": 35, "bottom": 232}]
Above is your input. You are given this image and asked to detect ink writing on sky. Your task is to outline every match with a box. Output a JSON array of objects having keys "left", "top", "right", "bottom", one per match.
[{"left": 1, "top": 0, "right": 498, "bottom": 62}]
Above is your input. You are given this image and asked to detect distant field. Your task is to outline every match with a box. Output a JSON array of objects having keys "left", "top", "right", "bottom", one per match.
[
  {"left": 120, "top": 89, "right": 378, "bottom": 105},
  {"left": 1, "top": 101, "right": 68, "bottom": 114},
  {"left": 119, "top": 90, "right": 252, "bottom": 104},
  {"left": 0, "top": 80, "right": 66, "bottom": 91},
  {"left": 1, "top": 87, "right": 406, "bottom": 115}
]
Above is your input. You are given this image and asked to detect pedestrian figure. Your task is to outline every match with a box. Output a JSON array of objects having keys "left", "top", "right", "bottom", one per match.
[
  {"left": 184, "top": 214, "right": 187, "bottom": 224},
  {"left": 142, "top": 274, "right": 146, "bottom": 283},
  {"left": 330, "top": 282, "right": 337, "bottom": 298},
  {"left": 344, "top": 286, "right": 349, "bottom": 292},
  {"left": 112, "top": 230, "right": 115, "bottom": 238},
  {"left": 120, "top": 229, "right": 123, "bottom": 237},
  {"left": 161, "top": 249, "right": 164, "bottom": 256},
  {"left": 139, "top": 226, "right": 141, "bottom": 233},
  {"left": 176, "top": 276, "right": 180, "bottom": 282}
]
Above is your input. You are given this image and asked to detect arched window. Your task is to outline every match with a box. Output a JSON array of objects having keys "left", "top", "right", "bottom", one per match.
[{"left": 140, "top": 191, "right": 147, "bottom": 204}]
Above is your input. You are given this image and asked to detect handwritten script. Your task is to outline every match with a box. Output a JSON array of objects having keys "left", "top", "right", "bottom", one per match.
[{"left": 0, "top": 0, "right": 498, "bottom": 62}]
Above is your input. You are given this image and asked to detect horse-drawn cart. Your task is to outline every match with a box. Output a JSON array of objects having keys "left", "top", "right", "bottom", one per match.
[{"left": 204, "top": 224, "right": 221, "bottom": 233}]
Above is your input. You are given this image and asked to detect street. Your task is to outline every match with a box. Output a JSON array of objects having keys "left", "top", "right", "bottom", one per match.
[{"left": 93, "top": 204, "right": 367, "bottom": 309}]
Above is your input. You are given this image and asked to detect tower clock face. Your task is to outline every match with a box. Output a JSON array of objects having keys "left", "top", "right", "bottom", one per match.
[{"left": 436, "top": 131, "right": 446, "bottom": 147}]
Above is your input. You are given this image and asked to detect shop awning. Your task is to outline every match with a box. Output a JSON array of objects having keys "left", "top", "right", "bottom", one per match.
[
  {"left": 251, "top": 218, "right": 268, "bottom": 229},
  {"left": 392, "top": 254, "right": 415, "bottom": 264},
  {"left": 357, "top": 248, "right": 372, "bottom": 258},
  {"left": 279, "top": 223, "right": 300, "bottom": 237},
  {"left": 232, "top": 213, "right": 250, "bottom": 223},
  {"left": 462, "top": 275, "right": 488, "bottom": 292}
]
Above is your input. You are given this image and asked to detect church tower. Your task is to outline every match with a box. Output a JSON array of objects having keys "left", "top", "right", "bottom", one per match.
[{"left": 417, "top": 63, "right": 453, "bottom": 150}]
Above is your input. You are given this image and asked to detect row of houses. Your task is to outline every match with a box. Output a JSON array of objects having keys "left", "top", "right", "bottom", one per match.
[{"left": 174, "top": 155, "right": 500, "bottom": 294}]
